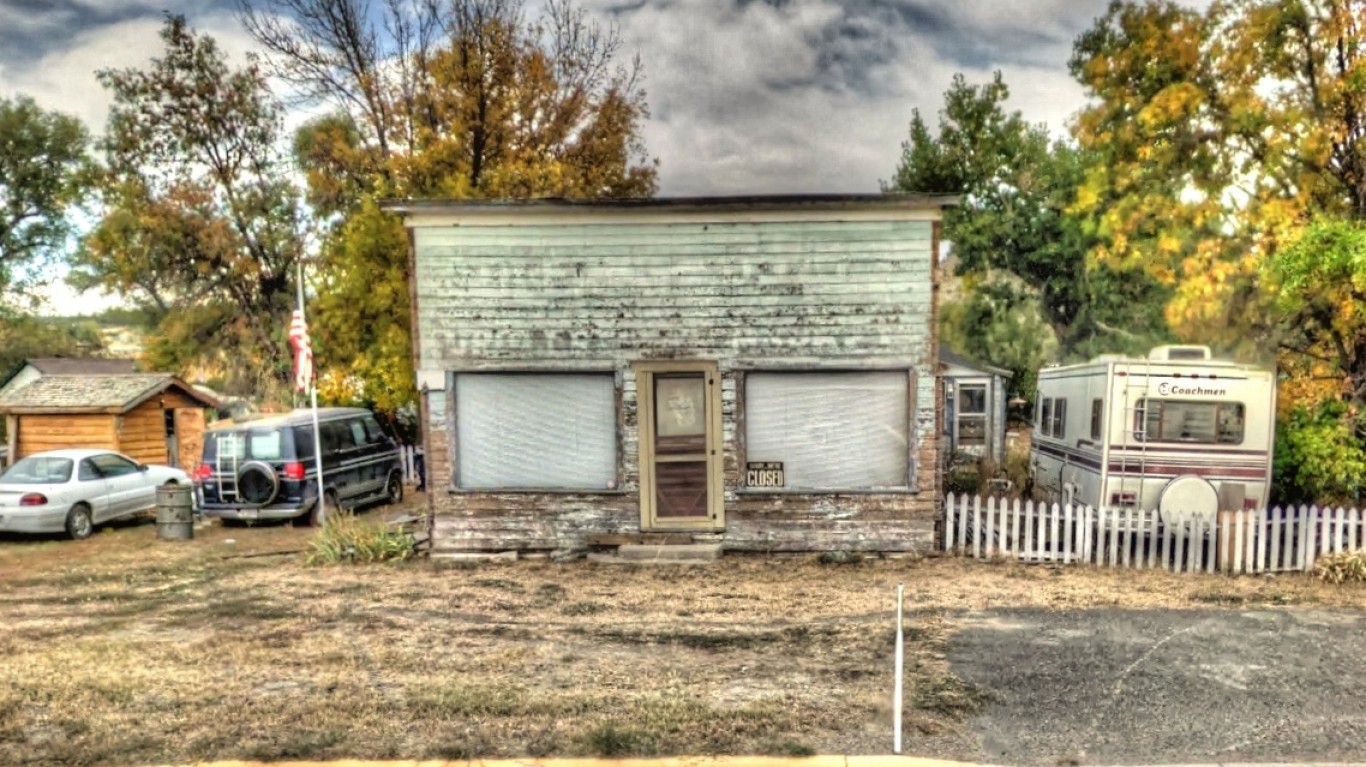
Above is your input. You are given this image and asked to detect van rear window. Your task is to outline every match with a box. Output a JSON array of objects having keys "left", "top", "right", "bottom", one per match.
[{"left": 207, "top": 429, "right": 285, "bottom": 461}]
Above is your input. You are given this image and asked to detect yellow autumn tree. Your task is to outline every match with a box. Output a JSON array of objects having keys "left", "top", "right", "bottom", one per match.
[{"left": 1069, "top": 0, "right": 1366, "bottom": 366}]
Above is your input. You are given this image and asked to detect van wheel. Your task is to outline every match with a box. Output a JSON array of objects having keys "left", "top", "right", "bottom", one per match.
[{"left": 384, "top": 472, "right": 403, "bottom": 506}]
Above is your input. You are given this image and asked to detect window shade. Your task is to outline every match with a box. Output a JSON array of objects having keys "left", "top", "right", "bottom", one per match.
[
  {"left": 745, "top": 371, "right": 909, "bottom": 488},
  {"left": 456, "top": 374, "right": 616, "bottom": 489}
]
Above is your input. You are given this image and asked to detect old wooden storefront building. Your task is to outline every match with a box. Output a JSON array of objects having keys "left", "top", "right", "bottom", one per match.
[{"left": 391, "top": 195, "right": 952, "bottom": 554}]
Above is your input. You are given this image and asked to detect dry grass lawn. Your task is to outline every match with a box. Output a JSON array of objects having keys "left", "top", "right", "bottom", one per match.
[{"left": 1, "top": 511, "right": 1363, "bottom": 767}]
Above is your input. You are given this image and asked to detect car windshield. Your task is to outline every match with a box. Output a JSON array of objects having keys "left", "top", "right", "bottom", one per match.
[{"left": 0, "top": 456, "right": 74, "bottom": 484}]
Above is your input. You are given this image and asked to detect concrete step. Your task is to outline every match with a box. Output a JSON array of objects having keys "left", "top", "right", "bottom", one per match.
[
  {"left": 615, "top": 543, "right": 722, "bottom": 562},
  {"left": 587, "top": 552, "right": 715, "bottom": 566}
]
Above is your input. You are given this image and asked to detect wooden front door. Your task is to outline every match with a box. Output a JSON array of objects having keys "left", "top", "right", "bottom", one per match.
[{"left": 635, "top": 361, "right": 723, "bottom": 531}]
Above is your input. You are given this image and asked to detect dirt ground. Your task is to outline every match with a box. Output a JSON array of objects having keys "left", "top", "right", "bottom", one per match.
[{"left": 1, "top": 511, "right": 1364, "bottom": 767}]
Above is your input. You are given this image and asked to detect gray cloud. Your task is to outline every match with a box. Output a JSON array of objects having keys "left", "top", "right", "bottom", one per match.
[
  {"left": 585, "top": 0, "right": 1110, "bottom": 194},
  {"left": 0, "top": 0, "right": 1155, "bottom": 199},
  {"left": 0, "top": 0, "right": 257, "bottom": 137}
]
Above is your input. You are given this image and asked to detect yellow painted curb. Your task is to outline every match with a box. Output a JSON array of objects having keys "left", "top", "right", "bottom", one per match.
[{"left": 140, "top": 757, "right": 988, "bottom": 767}]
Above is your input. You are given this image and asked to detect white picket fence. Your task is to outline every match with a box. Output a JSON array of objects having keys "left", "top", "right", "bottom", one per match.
[{"left": 943, "top": 493, "right": 1366, "bottom": 574}]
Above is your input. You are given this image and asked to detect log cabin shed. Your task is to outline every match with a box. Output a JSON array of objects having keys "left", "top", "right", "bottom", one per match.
[
  {"left": 0, "top": 372, "right": 218, "bottom": 470},
  {"left": 389, "top": 194, "right": 955, "bottom": 554}
]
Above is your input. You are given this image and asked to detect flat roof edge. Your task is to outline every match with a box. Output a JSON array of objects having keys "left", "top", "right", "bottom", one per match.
[{"left": 381, "top": 193, "right": 960, "bottom": 215}]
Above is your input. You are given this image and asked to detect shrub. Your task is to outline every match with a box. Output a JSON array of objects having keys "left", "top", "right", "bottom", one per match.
[
  {"left": 305, "top": 513, "right": 415, "bottom": 565},
  {"left": 944, "top": 467, "right": 982, "bottom": 496},
  {"left": 578, "top": 724, "right": 648, "bottom": 757},
  {"left": 764, "top": 738, "right": 817, "bottom": 757},
  {"left": 1005, "top": 449, "right": 1031, "bottom": 496},
  {"left": 1314, "top": 549, "right": 1366, "bottom": 584}
]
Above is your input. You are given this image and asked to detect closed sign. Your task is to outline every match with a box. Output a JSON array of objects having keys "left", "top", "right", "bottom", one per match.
[{"left": 746, "top": 462, "right": 785, "bottom": 487}]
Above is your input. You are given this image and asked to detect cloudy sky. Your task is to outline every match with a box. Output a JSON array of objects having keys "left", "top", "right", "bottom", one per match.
[{"left": 0, "top": 0, "right": 1146, "bottom": 313}]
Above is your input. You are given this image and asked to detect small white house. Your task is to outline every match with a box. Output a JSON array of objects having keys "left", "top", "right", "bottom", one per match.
[
  {"left": 388, "top": 194, "right": 956, "bottom": 554},
  {"left": 940, "top": 345, "right": 1011, "bottom": 466}
]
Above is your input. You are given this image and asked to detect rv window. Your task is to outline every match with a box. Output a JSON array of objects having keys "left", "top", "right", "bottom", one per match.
[
  {"left": 1090, "top": 399, "right": 1103, "bottom": 441},
  {"left": 1040, "top": 398, "right": 1054, "bottom": 437},
  {"left": 1052, "top": 399, "right": 1067, "bottom": 438},
  {"left": 1136, "top": 399, "right": 1245, "bottom": 444}
]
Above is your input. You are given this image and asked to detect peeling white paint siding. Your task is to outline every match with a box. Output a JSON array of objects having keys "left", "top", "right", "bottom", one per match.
[{"left": 409, "top": 203, "right": 944, "bottom": 552}]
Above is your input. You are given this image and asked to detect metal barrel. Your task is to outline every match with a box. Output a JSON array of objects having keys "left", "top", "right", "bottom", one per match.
[{"left": 156, "top": 484, "right": 195, "bottom": 541}]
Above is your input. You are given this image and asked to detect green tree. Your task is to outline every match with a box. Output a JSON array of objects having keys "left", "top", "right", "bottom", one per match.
[
  {"left": 939, "top": 278, "right": 1056, "bottom": 403},
  {"left": 1268, "top": 217, "right": 1366, "bottom": 413},
  {"left": 75, "top": 15, "right": 306, "bottom": 400},
  {"left": 0, "top": 313, "right": 106, "bottom": 378},
  {"left": 0, "top": 96, "right": 92, "bottom": 295},
  {"left": 1274, "top": 399, "right": 1366, "bottom": 504},
  {"left": 887, "top": 72, "right": 1170, "bottom": 359},
  {"left": 241, "top": 0, "right": 657, "bottom": 414}
]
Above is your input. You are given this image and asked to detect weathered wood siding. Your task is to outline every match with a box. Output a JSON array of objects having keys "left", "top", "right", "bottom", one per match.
[
  {"left": 16, "top": 414, "right": 117, "bottom": 457},
  {"left": 175, "top": 408, "right": 205, "bottom": 470},
  {"left": 117, "top": 401, "right": 168, "bottom": 465},
  {"left": 412, "top": 209, "right": 941, "bottom": 553}
]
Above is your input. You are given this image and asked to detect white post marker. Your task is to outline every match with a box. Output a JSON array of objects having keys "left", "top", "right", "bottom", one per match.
[{"left": 893, "top": 582, "right": 904, "bottom": 754}]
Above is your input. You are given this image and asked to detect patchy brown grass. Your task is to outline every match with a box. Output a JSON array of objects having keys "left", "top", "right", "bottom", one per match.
[{"left": 1, "top": 517, "right": 1362, "bottom": 766}]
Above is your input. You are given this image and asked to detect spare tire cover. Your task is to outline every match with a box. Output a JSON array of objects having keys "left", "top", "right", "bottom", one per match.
[
  {"left": 1158, "top": 475, "right": 1218, "bottom": 530},
  {"left": 237, "top": 461, "right": 280, "bottom": 505}
]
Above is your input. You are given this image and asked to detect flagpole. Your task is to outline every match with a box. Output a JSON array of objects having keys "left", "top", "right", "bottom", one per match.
[{"left": 297, "top": 261, "right": 327, "bottom": 528}]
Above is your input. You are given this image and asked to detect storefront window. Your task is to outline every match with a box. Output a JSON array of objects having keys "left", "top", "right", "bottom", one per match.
[
  {"left": 454, "top": 373, "right": 616, "bottom": 489},
  {"left": 745, "top": 371, "right": 909, "bottom": 489}
]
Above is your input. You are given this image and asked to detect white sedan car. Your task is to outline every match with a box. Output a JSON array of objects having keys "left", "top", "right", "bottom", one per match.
[{"left": 0, "top": 449, "right": 191, "bottom": 539}]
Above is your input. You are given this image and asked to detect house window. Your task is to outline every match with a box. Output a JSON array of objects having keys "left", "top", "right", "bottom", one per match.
[
  {"left": 454, "top": 373, "right": 616, "bottom": 489},
  {"left": 745, "top": 371, "right": 909, "bottom": 489},
  {"left": 1052, "top": 398, "right": 1067, "bottom": 439},
  {"left": 1090, "top": 399, "right": 1103, "bottom": 441},
  {"left": 1040, "top": 398, "right": 1054, "bottom": 437},
  {"left": 956, "top": 384, "right": 987, "bottom": 447}
]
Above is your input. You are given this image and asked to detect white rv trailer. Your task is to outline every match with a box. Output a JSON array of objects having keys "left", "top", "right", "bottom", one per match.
[{"left": 1029, "top": 345, "right": 1275, "bottom": 526}]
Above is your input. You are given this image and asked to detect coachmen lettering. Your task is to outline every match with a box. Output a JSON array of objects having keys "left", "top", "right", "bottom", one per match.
[{"left": 1157, "top": 381, "right": 1227, "bottom": 397}]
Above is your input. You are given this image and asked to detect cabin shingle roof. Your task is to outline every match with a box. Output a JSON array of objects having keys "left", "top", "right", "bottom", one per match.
[{"left": 0, "top": 374, "right": 215, "bottom": 413}]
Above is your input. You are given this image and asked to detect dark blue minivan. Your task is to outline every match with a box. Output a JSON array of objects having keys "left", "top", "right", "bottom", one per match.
[{"left": 195, "top": 407, "right": 403, "bottom": 525}]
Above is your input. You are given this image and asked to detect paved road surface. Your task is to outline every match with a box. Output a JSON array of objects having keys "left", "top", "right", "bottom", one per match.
[{"left": 947, "top": 608, "right": 1366, "bottom": 766}]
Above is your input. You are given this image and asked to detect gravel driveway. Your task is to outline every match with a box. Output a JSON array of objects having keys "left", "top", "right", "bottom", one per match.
[{"left": 946, "top": 607, "right": 1366, "bottom": 766}]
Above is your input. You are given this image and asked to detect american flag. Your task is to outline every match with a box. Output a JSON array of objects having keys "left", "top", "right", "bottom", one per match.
[{"left": 288, "top": 309, "right": 313, "bottom": 392}]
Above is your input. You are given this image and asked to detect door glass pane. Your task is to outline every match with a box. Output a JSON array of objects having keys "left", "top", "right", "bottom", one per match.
[
  {"left": 653, "top": 373, "right": 708, "bottom": 519},
  {"left": 655, "top": 374, "right": 706, "bottom": 454},
  {"left": 959, "top": 384, "right": 987, "bottom": 414}
]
